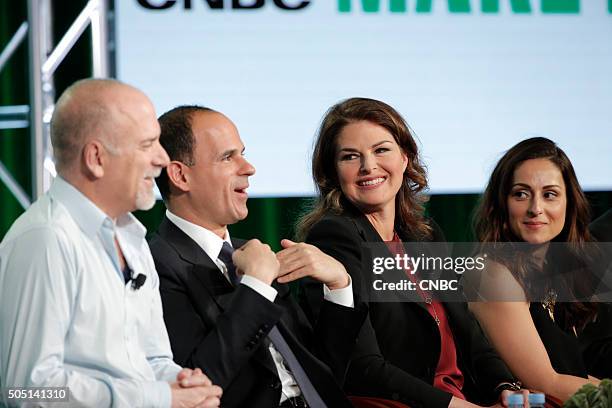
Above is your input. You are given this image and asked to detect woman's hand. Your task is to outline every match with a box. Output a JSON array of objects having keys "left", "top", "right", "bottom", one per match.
[
  {"left": 276, "top": 239, "right": 350, "bottom": 290},
  {"left": 498, "top": 389, "right": 530, "bottom": 408}
]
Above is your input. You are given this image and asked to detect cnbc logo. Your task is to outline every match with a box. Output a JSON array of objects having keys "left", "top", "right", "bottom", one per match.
[
  {"left": 136, "top": 0, "right": 611, "bottom": 13},
  {"left": 338, "top": 0, "right": 612, "bottom": 13}
]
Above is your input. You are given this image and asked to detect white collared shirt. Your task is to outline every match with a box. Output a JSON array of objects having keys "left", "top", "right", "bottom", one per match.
[
  {"left": 166, "top": 210, "right": 278, "bottom": 299},
  {"left": 165, "top": 210, "right": 354, "bottom": 403},
  {"left": 0, "top": 177, "right": 181, "bottom": 408}
]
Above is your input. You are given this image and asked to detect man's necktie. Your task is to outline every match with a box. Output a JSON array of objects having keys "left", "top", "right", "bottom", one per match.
[
  {"left": 268, "top": 326, "right": 327, "bottom": 408},
  {"left": 122, "top": 265, "right": 132, "bottom": 284},
  {"left": 218, "top": 242, "right": 240, "bottom": 285},
  {"left": 218, "top": 243, "right": 326, "bottom": 407}
]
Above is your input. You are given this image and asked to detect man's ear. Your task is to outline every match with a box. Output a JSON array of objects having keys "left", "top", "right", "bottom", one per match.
[
  {"left": 166, "top": 161, "right": 190, "bottom": 193},
  {"left": 82, "top": 140, "right": 106, "bottom": 179}
]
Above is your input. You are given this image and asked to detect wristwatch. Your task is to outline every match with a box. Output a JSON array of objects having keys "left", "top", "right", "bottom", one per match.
[{"left": 494, "top": 381, "right": 522, "bottom": 393}]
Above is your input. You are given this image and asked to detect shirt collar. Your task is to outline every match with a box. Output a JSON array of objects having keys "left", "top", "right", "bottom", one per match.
[
  {"left": 166, "top": 210, "right": 231, "bottom": 261},
  {"left": 48, "top": 176, "right": 146, "bottom": 239}
]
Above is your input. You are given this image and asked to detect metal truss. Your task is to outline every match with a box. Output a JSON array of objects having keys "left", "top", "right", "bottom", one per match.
[{"left": 0, "top": 0, "right": 110, "bottom": 209}]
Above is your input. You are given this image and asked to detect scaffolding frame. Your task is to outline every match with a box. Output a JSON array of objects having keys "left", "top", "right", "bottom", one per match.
[{"left": 0, "top": 0, "right": 110, "bottom": 209}]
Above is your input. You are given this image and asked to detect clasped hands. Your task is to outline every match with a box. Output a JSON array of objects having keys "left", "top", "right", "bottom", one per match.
[
  {"left": 170, "top": 368, "right": 222, "bottom": 408},
  {"left": 232, "top": 238, "right": 350, "bottom": 290}
]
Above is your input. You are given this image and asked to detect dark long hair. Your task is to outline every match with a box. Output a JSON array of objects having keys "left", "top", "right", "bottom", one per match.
[
  {"left": 475, "top": 137, "right": 591, "bottom": 245},
  {"left": 297, "top": 97, "right": 431, "bottom": 240},
  {"left": 474, "top": 137, "right": 596, "bottom": 330}
]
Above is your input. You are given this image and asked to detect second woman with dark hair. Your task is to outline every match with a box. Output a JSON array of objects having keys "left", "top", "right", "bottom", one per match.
[
  {"left": 289, "top": 97, "right": 519, "bottom": 408},
  {"left": 469, "top": 137, "right": 603, "bottom": 402}
]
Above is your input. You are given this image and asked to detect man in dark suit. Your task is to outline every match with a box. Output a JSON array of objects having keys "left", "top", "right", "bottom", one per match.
[{"left": 149, "top": 105, "right": 366, "bottom": 408}]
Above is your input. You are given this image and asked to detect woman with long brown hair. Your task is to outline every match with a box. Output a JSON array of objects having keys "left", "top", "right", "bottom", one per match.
[
  {"left": 470, "top": 137, "right": 602, "bottom": 402},
  {"left": 293, "top": 97, "right": 519, "bottom": 408}
]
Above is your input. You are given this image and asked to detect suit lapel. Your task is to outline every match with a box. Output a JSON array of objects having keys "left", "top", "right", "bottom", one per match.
[
  {"left": 157, "top": 218, "right": 234, "bottom": 312},
  {"left": 157, "top": 219, "right": 281, "bottom": 376},
  {"left": 350, "top": 212, "right": 429, "bottom": 312}
]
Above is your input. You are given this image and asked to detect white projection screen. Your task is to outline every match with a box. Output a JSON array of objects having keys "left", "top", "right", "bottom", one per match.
[{"left": 116, "top": 0, "right": 612, "bottom": 196}]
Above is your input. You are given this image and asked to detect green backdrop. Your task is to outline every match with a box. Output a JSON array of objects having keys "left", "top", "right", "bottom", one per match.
[{"left": 1, "top": 0, "right": 610, "bottom": 247}]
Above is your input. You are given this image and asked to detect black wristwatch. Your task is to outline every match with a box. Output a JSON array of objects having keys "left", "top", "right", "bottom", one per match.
[{"left": 494, "top": 381, "right": 522, "bottom": 393}]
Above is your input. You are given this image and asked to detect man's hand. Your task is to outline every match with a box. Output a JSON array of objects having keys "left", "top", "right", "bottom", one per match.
[
  {"left": 276, "top": 239, "right": 350, "bottom": 290},
  {"left": 175, "top": 368, "right": 213, "bottom": 388},
  {"left": 232, "top": 239, "right": 280, "bottom": 285},
  {"left": 170, "top": 368, "right": 222, "bottom": 408},
  {"left": 170, "top": 381, "right": 222, "bottom": 408}
]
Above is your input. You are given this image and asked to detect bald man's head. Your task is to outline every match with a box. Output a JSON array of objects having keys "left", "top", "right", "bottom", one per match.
[
  {"left": 50, "top": 78, "right": 145, "bottom": 175},
  {"left": 49, "top": 78, "right": 169, "bottom": 217}
]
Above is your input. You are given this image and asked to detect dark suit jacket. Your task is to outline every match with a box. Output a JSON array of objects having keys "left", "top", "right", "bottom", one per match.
[
  {"left": 579, "top": 209, "right": 612, "bottom": 379},
  {"left": 301, "top": 209, "right": 515, "bottom": 408},
  {"left": 149, "top": 217, "right": 367, "bottom": 408}
]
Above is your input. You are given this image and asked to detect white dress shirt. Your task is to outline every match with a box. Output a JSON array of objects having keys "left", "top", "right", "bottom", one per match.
[
  {"left": 0, "top": 177, "right": 181, "bottom": 407},
  {"left": 165, "top": 210, "right": 353, "bottom": 403}
]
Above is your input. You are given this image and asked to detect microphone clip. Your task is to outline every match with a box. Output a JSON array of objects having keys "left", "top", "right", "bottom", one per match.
[{"left": 131, "top": 273, "right": 147, "bottom": 290}]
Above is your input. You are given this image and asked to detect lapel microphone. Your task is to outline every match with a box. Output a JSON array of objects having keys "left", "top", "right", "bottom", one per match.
[{"left": 131, "top": 274, "right": 147, "bottom": 290}]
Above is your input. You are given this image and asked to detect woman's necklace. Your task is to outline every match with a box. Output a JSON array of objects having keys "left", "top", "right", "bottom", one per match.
[
  {"left": 390, "top": 231, "right": 441, "bottom": 326},
  {"left": 425, "top": 296, "right": 441, "bottom": 326},
  {"left": 542, "top": 288, "right": 558, "bottom": 322}
]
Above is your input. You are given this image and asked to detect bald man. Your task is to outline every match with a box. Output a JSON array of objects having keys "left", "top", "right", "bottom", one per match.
[{"left": 0, "top": 79, "right": 221, "bottom": 408}]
